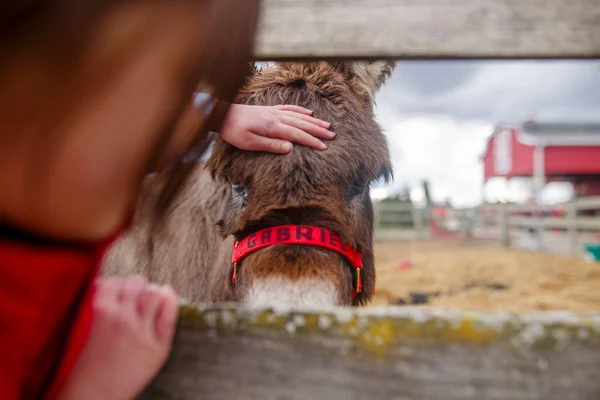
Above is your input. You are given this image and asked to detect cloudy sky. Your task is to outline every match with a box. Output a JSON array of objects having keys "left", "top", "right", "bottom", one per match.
[{"left": 371, "top": 60, "right": 600, "bottom": 207}]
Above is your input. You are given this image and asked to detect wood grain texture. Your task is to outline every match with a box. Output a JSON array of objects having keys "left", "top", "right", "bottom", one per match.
[
  {"left": 253, "top": 0, "right": 600, "bottom": 60},
  {"left": 141, "top": 303, "right": 600, "bottom": 400}
]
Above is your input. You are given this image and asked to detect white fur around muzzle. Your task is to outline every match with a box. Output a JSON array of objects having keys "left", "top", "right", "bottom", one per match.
[{"left": 243, "top": 277, "right": 339, "bottom": 309}]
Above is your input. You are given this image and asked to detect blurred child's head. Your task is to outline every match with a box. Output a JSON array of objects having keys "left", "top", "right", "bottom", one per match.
[{"left": 0, "top": 0, "right": 260, "bottom": 242}]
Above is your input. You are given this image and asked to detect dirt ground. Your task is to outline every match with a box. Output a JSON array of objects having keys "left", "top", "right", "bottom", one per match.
[{"left": 370, "top": 240, "right": 600, "bottom": 313}]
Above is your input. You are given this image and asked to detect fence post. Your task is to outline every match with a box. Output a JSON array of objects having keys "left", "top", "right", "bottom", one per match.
[
  {"left": 373, "top": 201, "right": 381, "bottom": 231},
  {"left": 464, "top": 208, "right": 474, "bottom": 241},
  {"left": 411, "top": 205, "right": 424, "bottom": 239},
  {"left": 472, "top": 206, "right": 482, "bottom": 242},
  {"left": 499, "top": 203, "right": 510, "bottom": 247},
  {"left": 567, "top": 200, "right": 578, "bottom": 255}
]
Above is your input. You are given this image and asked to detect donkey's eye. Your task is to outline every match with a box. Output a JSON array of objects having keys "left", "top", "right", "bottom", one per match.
[
  {"left": 345, "top": 181, "right": 368, "bottom": 202},
  {"left": 231, "top": 184, "right": 249, "bottom": 202}
]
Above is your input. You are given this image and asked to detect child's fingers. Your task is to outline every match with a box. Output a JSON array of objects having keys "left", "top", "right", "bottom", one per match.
[
  {"left": 246, "top": 134, "right": 294, "bottom": 154},
  {"left": 274, "top": 104, "right": 313, "bottom": 115},
  {"left": 137, "top": 284, "right": 165, "bottom": 336},
  {"left": 278, "top": 115, "right": 333, "bottom": 144},
  {"left": 92, "top": 277, "right": 124, "bottom": 318},
  {"left": 281, "top": 110, "right": 333, "bottom": 130},
  {"left": 95, "top": 276, "right": 124, "bottom": 302},
  {"left": 274, "top": 123, "right": 327, "bottom": 151},
  {"left": 154, "top": 285, "right": 180, "bottom": 343},
  {"left": 121, "top": 275, "right": 148, "bottom": 306}
]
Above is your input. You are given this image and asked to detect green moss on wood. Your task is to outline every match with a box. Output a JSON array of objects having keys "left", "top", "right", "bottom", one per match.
[{"left": 175, "top": 302, "right": 600, "bottom": 358}]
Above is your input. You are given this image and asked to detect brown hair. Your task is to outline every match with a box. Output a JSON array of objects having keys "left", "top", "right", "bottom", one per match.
[
  {"left": 0, "top": 0, "right": 261, "bottom": 225},
  {"left": 147, "top": 1, "right": 262, "bottom": 221}
]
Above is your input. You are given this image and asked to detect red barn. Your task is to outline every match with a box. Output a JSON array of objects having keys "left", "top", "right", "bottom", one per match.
[{"left": 482, "top": 122, "right": 600, "bottom": 201}]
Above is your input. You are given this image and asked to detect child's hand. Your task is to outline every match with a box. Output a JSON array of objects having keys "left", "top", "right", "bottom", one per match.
[{"left": 219, "top": 104, "right": 335, "bottom": 153}]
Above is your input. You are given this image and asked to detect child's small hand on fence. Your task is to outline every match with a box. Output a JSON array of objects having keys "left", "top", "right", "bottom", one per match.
[{"left": 219, "top": 104, "right": 335, "bottom": 154}]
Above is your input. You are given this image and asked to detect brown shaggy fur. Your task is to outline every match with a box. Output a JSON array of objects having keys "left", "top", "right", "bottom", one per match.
[{"left": 102, "top": 61, "right": 395, "bottom": 307}]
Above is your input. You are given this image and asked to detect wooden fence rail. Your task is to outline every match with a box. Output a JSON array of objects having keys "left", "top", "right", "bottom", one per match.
[
  {"left": 143, "top": 303, "right": 600, "bottom": 400},
  {"left": 473, "top": 197, "right": 600, "bottom": 255},
  {"left": 144, "top": 0, "right": 600, "bottom": 398},
  {"left": 255, "top": 0, "right": 600, "bottom": 60},
  {"left": 373, "top": 196, "right": 600, "bottom": 256}
]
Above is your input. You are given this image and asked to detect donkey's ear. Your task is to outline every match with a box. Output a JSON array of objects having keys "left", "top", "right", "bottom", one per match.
[
  {"left": 330, "top": 61, "right": 396, "bottom": 101},
  {"left": 354, "top": 61, "right": 396, "bottom": 96},
  {"left": 367, "top": 61, "right": 396, "bottom": 95}
]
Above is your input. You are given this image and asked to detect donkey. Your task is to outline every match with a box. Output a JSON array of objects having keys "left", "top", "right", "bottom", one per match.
[{"left": 101, "top": 61, "right": 395, "bottom": 308}]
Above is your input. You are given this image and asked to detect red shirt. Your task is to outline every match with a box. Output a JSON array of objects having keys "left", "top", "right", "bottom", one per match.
[{"left": 0, "top": 225, "right": 124, "bottom": 400}]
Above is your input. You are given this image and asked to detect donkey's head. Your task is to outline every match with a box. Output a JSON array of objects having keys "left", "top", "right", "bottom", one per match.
[{"left": 206, "top": 61, "right": 394, "bottom": 308}]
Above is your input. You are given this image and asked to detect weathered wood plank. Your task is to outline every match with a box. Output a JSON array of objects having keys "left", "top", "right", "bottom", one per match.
[
  {"left": 376, "top": 212, "right": 415, "bottom": 224},
  {"left": 254, "top": 0, "right": 600, "bottom": 60},
  {"left": 508, "top": 203, "right": 567, "bottom": 213},
  {"left": 575, "top": 196, "right": 600, "bottom": 210},
  {"left": 375, "top": 202, "right": 416, "bottom": 212},
  {"left": 509, "top": 216, "right": 600, "bottom": 230},
  {"left": 141, "top": 303, "right": 600, "bottom": 400},
  {"left": 374, "top": 228, "right": 424, "bottom": 242}
]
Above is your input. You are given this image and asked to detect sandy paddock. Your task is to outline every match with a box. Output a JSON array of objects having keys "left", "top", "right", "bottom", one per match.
[{"left": 370, "top": 239, "right": 600, "bottom": 313}]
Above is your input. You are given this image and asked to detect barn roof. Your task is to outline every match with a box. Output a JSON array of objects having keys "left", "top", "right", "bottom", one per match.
[{"left": 520, "top": 122, "right": 600, "bottom": 146}]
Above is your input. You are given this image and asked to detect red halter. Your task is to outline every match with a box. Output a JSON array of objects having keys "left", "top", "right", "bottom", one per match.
[{"left": 231, "top": 225, "right": 364, "bottom": 298}]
